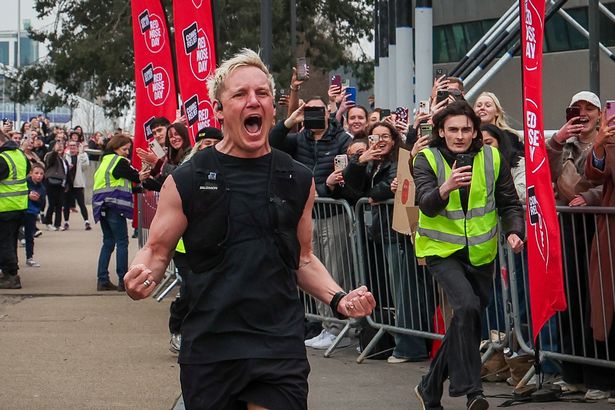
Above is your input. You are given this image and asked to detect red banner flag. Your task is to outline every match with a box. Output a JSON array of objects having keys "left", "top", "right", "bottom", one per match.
[
  {"left": 130, "top": 0, "right": 178, "bottom": 170},
  {"left": 520, "top": 0, "right": 567, "bottom": 341},
  {"left": 173, "top": 0, "right": 219, "bottom": 141}
]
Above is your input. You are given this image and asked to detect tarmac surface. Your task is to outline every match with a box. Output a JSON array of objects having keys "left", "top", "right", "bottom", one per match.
[{"left": 1, "top": 216, "right": 612, "bottom": 409}]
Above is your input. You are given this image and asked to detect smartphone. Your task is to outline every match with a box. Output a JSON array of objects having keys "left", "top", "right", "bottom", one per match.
[
  {"left": 380, "top": 108, "right": 391, "bottom": 119},
  {"left": 148, "top": 139, "right": 166, "bottom": 159},
  {"left": 330, "top": 74, "right": 342, "bottom": 88},
  {"left": 368, "top": 134, "right": 380, "bottom": 146},
  {"left": 566, "top": 106, "right": 581, "bottom": 125},
  {"left": 456, "top": 153, "right": 473, "bottom": 169},
  {"left": 279, "top": 88, "right": 287, "bottom": 98},
  {"left": 434, "top": 67, "right": 448, "bottom": 79},
  {"left": 606, "top": 100, "right": 615, "bottom": 126},
  {"left": 346, "top": 87, "right": 357, "bottom": 104},
  {"left": 341, "top": 79, "right": 350, "bottom": 88},
  {"left": 436, "top": 90, "right": 450, "bottom": 105},
  {"left": 334, "top": 154, "right": 348, "bottom": 171},
  {"left": 418, "top": 100, "right": 430, "bottom": 115},
  {"left": 395, "top": 107, "right": 409, "bottom": 124},
  {"left": 419, "top": 123, "right": 433, "bottom": 138},
  {"left": 296, "top": 57, "right": 309, "bottom": 81},
  {"left": 303, "top": 106, "right": 326, "bottom": 130}
]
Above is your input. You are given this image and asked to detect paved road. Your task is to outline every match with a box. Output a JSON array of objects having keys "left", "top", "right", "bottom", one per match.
[{"left": 1, "top": 218, "right": 610, "bottom": 409}]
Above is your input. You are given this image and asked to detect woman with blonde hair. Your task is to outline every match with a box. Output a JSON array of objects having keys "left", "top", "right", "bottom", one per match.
[{"left": 474, "top": 91, "right": 523, "bottom": 152}]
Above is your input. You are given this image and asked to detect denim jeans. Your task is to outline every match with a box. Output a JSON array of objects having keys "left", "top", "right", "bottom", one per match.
[
  {"left": 96, "top": 208, "right": 129, "bottom": 283},
  {"left": 23, "top": 213, "right": 38, "bottom": 260}
]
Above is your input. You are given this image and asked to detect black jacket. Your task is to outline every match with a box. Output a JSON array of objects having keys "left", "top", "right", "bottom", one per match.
[
  {"left": 269, "top": 119, "right": 352, "bottom": 197},
  {"left": 413, "top": 145, "right": 524, "bottom": 242},
  {"left": 340, "top": 155, "right": 397, "bottom": 205}
]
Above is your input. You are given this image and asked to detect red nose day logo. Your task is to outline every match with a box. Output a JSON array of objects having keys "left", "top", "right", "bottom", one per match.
[
  {"left": 142, "top": 63, "right": 171, "bottom": 107},
  {"left": 182, "top": 22, "right": 214, "bottom": 81},
  {"left": 138, "top": 10, "right": 166, "bottom": 54},
  {"left": 184, "top": 94, "right": 216, "bottom": 131}
]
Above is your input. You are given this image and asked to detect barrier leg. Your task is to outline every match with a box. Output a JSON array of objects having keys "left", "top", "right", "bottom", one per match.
[
  {"left": 356, "top": 328, "right": 388, "bottom": 364},
  {"left": 324, "top": 321, "right": 353, "bottom": 358},
  {"left": 156, "top": 278, "right": 180, "bottom": 302}
]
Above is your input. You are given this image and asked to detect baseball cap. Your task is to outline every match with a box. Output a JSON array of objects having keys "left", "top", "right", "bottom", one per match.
[
  {"left": 196, "top": 127, "right": 223, "bottom": 142},
  {"left": 570, "top": 91, "right": 601, "bottom": 110}
]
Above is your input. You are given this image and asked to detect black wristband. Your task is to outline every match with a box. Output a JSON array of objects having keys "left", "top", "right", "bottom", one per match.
[{"left": 329, "top": 291, "right": 348, "bottom": 320}]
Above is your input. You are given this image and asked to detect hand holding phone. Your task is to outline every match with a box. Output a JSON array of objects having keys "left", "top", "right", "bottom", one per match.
[
  {"left": 334, "top": 154, "right": 348, "bottom": 171},
  {"left": 296, "top": 57, "right": 309, "bottom": 81},
  {"left": 606, "top": 100, "right": 615, "bottom": 126},
  {"left": 566, "top": 106, "right": 581, "bottom": 125},
  {"left": 456, "top": 153, "right": 473, "bottom": 169},
  {"left": 330, "top": 74, "right": 342, "bottom": 88},
  {"left": 303, "top": 106, "right": 326, "bottom": 130}
]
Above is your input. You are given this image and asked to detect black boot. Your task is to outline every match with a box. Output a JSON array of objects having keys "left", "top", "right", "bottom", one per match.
[
  {"left": 0, "top": 275, "right": 22, "bottom": 289},
  {"left": 97, "top": 281, "right": 118, "bottom": 291}
]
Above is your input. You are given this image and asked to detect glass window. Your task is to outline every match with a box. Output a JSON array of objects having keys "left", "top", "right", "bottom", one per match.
[
  {"left": 600, "top": 4, "right": 615, "bottom": 46},
  {"left": 565, "top": 7, "right": 589, "bottom": 50},
  {"left": 433, "top": 26, "right": 449, "bottom": 64},
  {"left": 545, "top": 13, "right": 572, "bottom": 52},
  {"left": 0, "top": 42, "right": 8, "bottom": 65}
]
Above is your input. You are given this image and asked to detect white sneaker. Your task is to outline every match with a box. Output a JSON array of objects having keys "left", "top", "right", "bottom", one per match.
[
  {"left": 311, "top": 331, "right": 351, "bottom": 350},
  {"left": 26, "top": 258, "right": 40, "bottom": 267},
  {"left": 169, "top": 333, "right": 181, "bottom": 354},
  {"left": 304, "top": 330, "right": 326, "bottom": 347},
  {"left": 585, "top": 389, "right": 608, "bottom": 400},
  {"left": 554, "top": 379, "right": 585, "bottom": 393}
]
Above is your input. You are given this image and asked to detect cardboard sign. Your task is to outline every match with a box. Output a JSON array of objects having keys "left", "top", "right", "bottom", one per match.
[{"left": 392, "top": 148, "right": 419, "bottom": 238}]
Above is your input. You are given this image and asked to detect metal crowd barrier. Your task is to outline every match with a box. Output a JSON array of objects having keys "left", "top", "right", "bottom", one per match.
[
  {"left": 509, "top": 206, "right": 615, "bottom": 387},
  {"left": 136, "top": 192, "right": 178, "bottom": 300},
  {"left": 352, "top": 199, "right": 511, "bottom": 364},
  {"left": 300, "top": 197, "right": 363, "bottom": 357}
]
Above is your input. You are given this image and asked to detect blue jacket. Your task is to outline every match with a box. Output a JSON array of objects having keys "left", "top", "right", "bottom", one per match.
[{"left": 26, "top": 176, "right": 46, "bottom": 215}]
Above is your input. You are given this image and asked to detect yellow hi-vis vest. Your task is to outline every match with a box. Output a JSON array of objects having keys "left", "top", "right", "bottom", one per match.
[
  {"left": 92, "top": 154, "right": 133, "bottom": 221},
  {"left": 0, "top": 149, "right": 29, "bottom": 213},
  {"left": 175, "top": 238, "right": 186, "bottom": 254},
  {"left": 414, "top": 145, "right": 500, "bottom": 266}
]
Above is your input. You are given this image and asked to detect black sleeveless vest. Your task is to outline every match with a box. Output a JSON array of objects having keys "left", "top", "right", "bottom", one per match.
[{"left": 176, "top": 148, "right": 311, "bottom": 273}]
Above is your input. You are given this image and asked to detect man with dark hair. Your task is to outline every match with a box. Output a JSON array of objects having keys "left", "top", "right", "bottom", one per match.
[
  {"left": 412, "top": 101, "right": 524, "bottom": 410},
  {"left": 137, "top": 116, "right": 171, "bottom": 167},
  {"left": 124, "top": 49, "right": 375, "bottom": 410},
  {"left": 0, "top": 130, "right": 31, "bottom": 289},
  {"left": 270, "top": 97, "right": 356, "bottom": 350}
]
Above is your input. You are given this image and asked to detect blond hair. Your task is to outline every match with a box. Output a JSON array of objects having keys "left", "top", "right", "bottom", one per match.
[
  {"left": 206, "top": 48, "right": 275, "bottom": 103},
  {"left": 475, "top": 92, "right": 519, "bottom": 137}
]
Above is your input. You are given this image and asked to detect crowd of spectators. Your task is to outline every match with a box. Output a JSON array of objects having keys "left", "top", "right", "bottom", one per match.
[{"left": 2, "top": 58, "right": 615, "bottom": 405}]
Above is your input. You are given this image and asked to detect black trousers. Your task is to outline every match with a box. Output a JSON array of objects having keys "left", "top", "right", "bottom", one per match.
[
  {"left": 63, "top": 187, "right": 89, "bottom": 222},
  {"left": 44, "top": 184, "right": 64, "bottom": 227},
  {"left": 0, "top": 215, "right": 24, "bottom": 276},
  {"left": 420, "top": 254, "right": 493, "bottom": 405}
]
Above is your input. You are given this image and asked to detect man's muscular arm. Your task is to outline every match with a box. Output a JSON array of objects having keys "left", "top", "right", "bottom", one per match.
[
  {"left": 124, "top": 176, "right": 187, "bottom": 300},
  {"left": 295, "top": 180, "right": 376, "bottom": 318}
]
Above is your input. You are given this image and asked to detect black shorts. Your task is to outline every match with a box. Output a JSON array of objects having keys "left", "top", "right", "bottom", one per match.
[{"left": 180, "top": 358, "right": 310, "bottom": 410}]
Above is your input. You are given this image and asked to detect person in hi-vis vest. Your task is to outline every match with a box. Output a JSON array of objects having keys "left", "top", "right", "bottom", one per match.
[
  {"left": 412, "top": 101, "right": 524, "bottom": 410},
  {"left": 92, "top": 134, "right": 141, "bottom": 292},
  {"left": 0, "top": 130, "right": 30, "bottom": 289}
]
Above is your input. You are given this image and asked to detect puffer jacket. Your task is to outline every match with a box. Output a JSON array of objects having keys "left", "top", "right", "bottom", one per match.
[{"left": 269, "top": 119, "right": 352, "bottom": 197}]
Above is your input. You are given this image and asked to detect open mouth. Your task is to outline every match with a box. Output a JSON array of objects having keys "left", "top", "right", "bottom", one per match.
[
  {"left": 244, "top": 115, "right": 263, "bottom": 134},
  {"left": 578, "top": 117, "right": 590, "bottom": 124}
]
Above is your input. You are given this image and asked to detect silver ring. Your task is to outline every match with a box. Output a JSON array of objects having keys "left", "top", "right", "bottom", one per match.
[{"left": 143, "top": 279, "right": 152, "bottom": 288}]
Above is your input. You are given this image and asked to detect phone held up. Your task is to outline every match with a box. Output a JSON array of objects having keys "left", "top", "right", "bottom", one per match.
[
  {"left": 296, "top": 57, "right": 309, "bottom": 81},
  {"left": 346, "top": 87, "right": 357, "bottom": 105},
  {"left": 303, "top": 106, "right": 326, "bottom": 130},
  {"left": 330, "top": 74, "right": 342, "bottom": 88},
  {"left": 334, "top": 154, "right": 348, "bottom": 172},
  {"left": 418, "top": 100, "right": 430, "bottom": 115},
  {"left": 566, "top": 106, "right": 581, "bottom": 125},
  {"left": 606, "top": 100, "right": 615, "bottom": 126},
  {"left": 368, "top": 134, "right": 380, "bottom": 146},
  {"left": 395, "top": 107, "right": 409, "bottom": 124},
  {"left": 380, "top": 108, "right": 391, "bottom": 119},
  {"left": 456, "top": 153, "right": 473, "bottom": 170},
  {"left": 434, "top": 67, "right": 448, "bottom": 80},
  {"left": 419, "top": 123, "right": 433, "bottom": 138}
]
